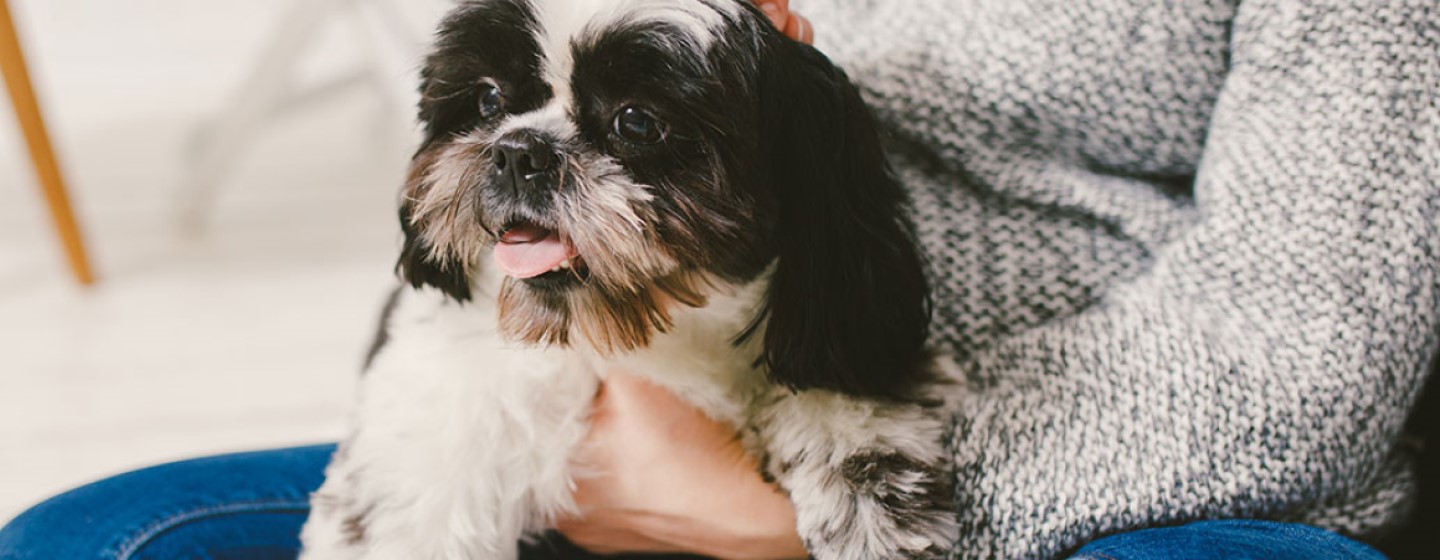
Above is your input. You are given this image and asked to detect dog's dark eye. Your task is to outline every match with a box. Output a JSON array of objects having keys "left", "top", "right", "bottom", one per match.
[
  {"left": 478, "top": 83, "right": 505, "bottom": 119},
  {"left": 613, "top": 107, "right": 666, "bottom": 145}
]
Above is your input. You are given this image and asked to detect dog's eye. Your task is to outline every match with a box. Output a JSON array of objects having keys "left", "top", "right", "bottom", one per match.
[
  {"left": 478, "top": 83, "right": 505, "bottom": 119},
  {"left": 613, "top": 107, "right": 666, "bottom": 145}
]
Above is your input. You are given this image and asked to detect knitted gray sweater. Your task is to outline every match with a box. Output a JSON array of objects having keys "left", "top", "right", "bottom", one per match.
[{"left": 802, "top": 0, "right": 1439, "bottom": 557}]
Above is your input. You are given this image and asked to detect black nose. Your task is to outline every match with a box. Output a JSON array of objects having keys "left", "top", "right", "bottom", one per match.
[{"left": 493, "top": 130, "right": 559, "bottom": 192}]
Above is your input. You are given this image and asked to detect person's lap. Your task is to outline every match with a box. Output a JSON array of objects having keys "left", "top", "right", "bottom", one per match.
[
  {"left": 0, "top": 446, "right": 326, "bottom": 560},
  {"left": 0, "top": 446, "right": 1383, "bottom": 560},
  {"left": 1067, "top": 520, "right": 1384, "bottom": 560},
  {"left": 0, "top": 446, "right": 696, "bottom": 560}
]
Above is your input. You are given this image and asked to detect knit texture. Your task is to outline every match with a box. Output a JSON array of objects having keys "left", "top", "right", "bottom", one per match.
[{"left": 802, "top": 0, "right": 1440, "bottom": 557}]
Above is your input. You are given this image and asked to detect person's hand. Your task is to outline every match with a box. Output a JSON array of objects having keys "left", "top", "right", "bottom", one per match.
[
  {"left": 556, "top": 372, "right": 807, "bottom": 560},
  {"left": 756, "top": 0, "right": 814, "bottom": 45}
]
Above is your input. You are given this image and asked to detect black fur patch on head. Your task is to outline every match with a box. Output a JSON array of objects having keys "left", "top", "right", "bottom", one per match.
[
  {"left": 569, "top": 14, "right": 778, "bottom": 284},
  {"left": 419, "top": 0, "right": 551, "bottom": 142},
  {"left": 398, "top": 0, "right": 550, "bottom": 301}
]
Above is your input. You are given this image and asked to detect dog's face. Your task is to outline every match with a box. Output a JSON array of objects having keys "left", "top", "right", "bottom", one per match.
[{"left": 400, "top": 0, "right": 932, "bottom": 398}]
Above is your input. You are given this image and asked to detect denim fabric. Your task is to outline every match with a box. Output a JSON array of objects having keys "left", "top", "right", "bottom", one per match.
[
  {"left": 1071, "top": 519, "right": 1386, "bottom": 560},
  {"left": 0, "top": 446, "right": 1385, "bottom": 559},
  {"left": 0, "top": 445, "right": 331, "bottom": 560},
  {"left": 0, "top": 445, "right": 701, "bottom": 560}
]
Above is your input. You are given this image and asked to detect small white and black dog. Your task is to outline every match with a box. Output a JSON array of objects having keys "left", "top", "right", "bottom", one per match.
[{"left": 300, "top": 0, "right": 958, "bottom": 558}]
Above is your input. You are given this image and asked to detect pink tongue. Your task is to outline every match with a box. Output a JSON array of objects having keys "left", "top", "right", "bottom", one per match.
[{"left": 493, "top": 225, "right": 576, "bottom": 279}]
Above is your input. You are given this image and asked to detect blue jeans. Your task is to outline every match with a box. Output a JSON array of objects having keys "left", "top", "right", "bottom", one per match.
[{"left": 0, "top": 445, "right": 1384, "bottom": 559}]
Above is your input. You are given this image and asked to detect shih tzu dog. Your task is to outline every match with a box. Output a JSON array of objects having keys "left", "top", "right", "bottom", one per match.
[{"left": 300, "top": 0, "right": 959, "bottom": 558}]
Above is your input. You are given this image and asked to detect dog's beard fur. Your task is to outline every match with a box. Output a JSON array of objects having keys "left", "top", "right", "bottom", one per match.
[
  {"left": 403, "top": 130, "right": 711, "bottom": 353},
  {"left": 495, "top": 274, "right": 707, "bottom": 351}
]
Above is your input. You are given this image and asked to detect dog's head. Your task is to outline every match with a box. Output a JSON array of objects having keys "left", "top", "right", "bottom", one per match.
[{"left": 400, "top": 0, "right": 930, "bottom": 398}]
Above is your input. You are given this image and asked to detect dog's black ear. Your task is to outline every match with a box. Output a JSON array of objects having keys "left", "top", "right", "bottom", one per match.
[
  {"left": 748, "top": 42, "right": 932, "bottom": 400},
  {"left": 397, "top": 150, "right": 473, "bottom": 302}
]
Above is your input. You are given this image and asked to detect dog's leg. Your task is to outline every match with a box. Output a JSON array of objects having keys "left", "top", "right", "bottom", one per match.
[
  {"left": 751, "top": 389, "right": 958, "bottom": 560},
  {"left": 300, "top": 442, "right": 379, "bottom": 560},
  {"left": 300, "top": 289, "right": 597, "bottom": 560}
]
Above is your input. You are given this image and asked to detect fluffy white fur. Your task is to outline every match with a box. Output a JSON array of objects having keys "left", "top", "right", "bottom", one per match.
[{"left": 302, "top": 276, "right": 597, "bottom": 559}]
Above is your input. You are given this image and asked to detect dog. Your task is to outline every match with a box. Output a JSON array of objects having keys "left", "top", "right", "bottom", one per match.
[{"left": 300, "top": 0, "right": 958, "bottom": 558}]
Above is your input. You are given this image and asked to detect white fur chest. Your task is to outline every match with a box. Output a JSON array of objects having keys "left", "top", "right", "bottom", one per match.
[
  {"left": 301, "top": 275, "right": 769, "bottom": 560},
  {"left": 597, "top": 276, "right": 771, "bottom": 426}
]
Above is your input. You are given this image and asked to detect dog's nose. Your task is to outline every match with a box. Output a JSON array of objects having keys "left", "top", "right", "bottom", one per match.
[{"left": 493, "top": 131, "right": 559, "bottom": 192}]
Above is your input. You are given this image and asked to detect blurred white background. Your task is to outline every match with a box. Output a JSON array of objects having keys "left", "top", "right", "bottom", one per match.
[{"left": 0, "top": 0, "right": 451, "bottom": 522}]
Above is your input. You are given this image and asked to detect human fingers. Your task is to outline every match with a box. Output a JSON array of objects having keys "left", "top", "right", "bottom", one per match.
[
  {"left": 568, "top": 372, "right": 741, "bottom": 512},
  {"left": 556, "top": 517, "right": 679, "bottom": 555},
  {"left": 784, "top": 12, "right": 813, "bottom": 45},
  {"left": 759, "top": 1, "right": 813, "bottom": 45},
  {"left": 756, "top": 0, "right": 791, "bottom": 30}
]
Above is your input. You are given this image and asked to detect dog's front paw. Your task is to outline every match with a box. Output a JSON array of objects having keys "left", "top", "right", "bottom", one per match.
[
  {"left": 784, "top": 449, "right": 957, "bottom": 560},
  {"left": 751, "top": 387, "right": 959, "bottom": 559}
]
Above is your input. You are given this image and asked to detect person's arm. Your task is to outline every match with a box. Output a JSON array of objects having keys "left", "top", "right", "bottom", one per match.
[
  {"left": 802, "top": 0, "right": 1437, "bottom": 556},
  {"left": 563, "top": 0, "right": 1439, "bottom": 558}
]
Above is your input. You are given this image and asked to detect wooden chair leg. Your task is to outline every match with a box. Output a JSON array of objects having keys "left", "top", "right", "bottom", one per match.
[{"left": 1, "top": 0, "right": 94, "bottom": 285}]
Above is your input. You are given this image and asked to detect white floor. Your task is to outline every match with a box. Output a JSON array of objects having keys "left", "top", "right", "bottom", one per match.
[{"left": 0, "top": 0, "right": 448, "bottom": 524}]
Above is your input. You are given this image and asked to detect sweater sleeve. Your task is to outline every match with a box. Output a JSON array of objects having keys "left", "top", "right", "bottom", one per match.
[{"left": 803, "top": 0, "right": 1440, "bottom": 557}]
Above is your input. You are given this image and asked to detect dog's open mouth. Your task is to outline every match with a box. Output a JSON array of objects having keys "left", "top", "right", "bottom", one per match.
[{"left": 494, "top": 222, "right": 590, "bottom": 286}]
